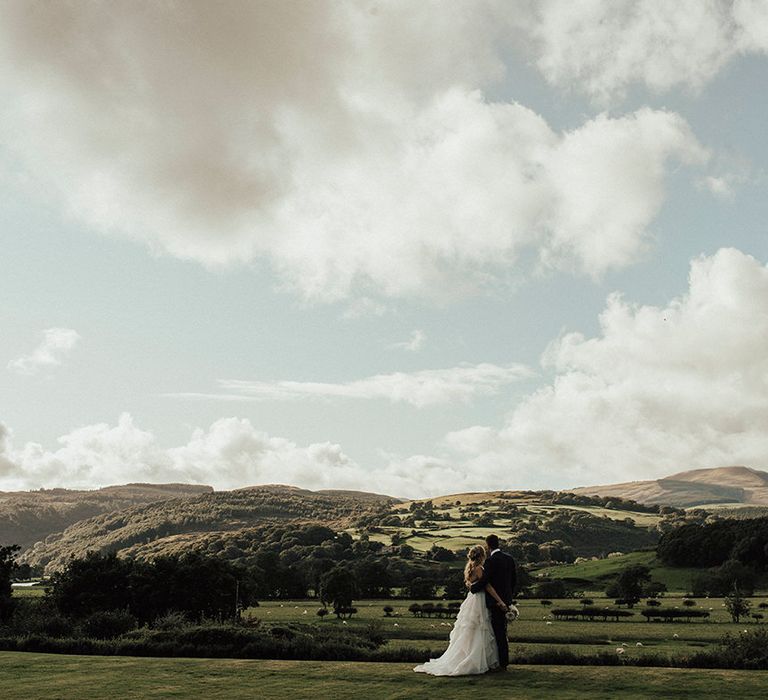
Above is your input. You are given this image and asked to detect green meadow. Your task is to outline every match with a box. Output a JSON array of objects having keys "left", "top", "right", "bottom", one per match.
[{"left": 3, "top": 652, "right": 768, "bottom": 700}]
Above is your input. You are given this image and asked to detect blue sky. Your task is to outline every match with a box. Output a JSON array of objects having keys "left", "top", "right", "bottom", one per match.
[{"left": 1, "top": 2, "right": 767, "bottom": 496}]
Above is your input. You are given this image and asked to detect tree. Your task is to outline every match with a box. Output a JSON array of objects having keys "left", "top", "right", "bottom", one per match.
[
  {"left": 428, "top": 545, "right": 455, "bottom": 562},
  {"left": 0, "top": 544, "right": 20, "bottom": 624},
  {"left": 605, "top": 565, "right": 651, "bottom": 608},
  {"left": 725, "top": 584, "right": 752, "bottom": 624},
  {"left": 316, "top": 607, "right": 329, "bottom": 620},
  {"left": 534, "top": 580, "right": 566, "bottom": 599},
  {"left": 442, "top": 571, "right": 466, "bottom": 600},
  {"left": 353, "top": 558, "right": 392, "bottom": 598},
  {"left": 473, "top": 513, "right": 495, "bottom": 527},
  {"left": 319, "top": 565, "right": 357, "bottom": 618},
  {"left": 406, "top": 577, "right": 437, "bottom": 599},
  {"left": 48, "top": 551, "right": 133, "bottom": 618}
]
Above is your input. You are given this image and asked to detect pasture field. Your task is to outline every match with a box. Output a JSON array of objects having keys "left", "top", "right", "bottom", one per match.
[
  {"left": 536, "top": 550, "right": 705, "bottom": 592},
  {"left": 10, "top": 584, "right": 45, "bottom": 598},
  {"left": 3, "top": 652, "right": 768, "bottom": 699},
  {"left": 245, "top": 595, "right": 767, "bottom": 662}
]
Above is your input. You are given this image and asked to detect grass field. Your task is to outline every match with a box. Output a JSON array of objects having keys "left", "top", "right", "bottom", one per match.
[
  {"left": 3, "top": 652, "right": 768, "bottom": 699},
  {"left": 536, "top": 550, "right": 706, "bottom": 592},
  {"left": 245, "top": 595, "right": 766, "bottom": 662}
]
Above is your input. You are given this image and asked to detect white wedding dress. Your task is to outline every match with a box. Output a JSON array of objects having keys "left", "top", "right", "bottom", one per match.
[{"left": 413, "top": 591, "right": 499, "bottom": 676}]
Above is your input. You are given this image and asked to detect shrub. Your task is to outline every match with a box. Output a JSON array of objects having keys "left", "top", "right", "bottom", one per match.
[
  {"left": 316, "top": 608, "right": 329, "bottom": 620},
  {"left": 551, "top": 607, "right": 634, "bottom": 622},
  {"left": 720, "top": 628, "right": 768, "bottom": 669},
  {"left": 646, "top": 599, "right": 662, "bottom": 607},
  {"left": 382, "top": 606, "right": 394, "bottom": 617},
  {"left": 580, "top": 599, "right": 594, "bottom": 606},
  {"left": 79, "top": 610, "right": 138, "bottom": 639},
  {"left": 534, "top": 580, "right": 567, "bottom": 599},
  {"left": 408, "top": 604, "right": 421, "bottom": 617},
  {"left": 683, "top": 599, "right": 697, "bottom": 608},
  {"left": 153, "top": 611, "right": 189, "bottom": 630},
  {"left": 725, "top": 585, "right": 752, "bottom": 623},
  {"left": 640, "top": 608, "right": 710, "bottom": 622},
  {"left": 540, "top": 600, "right": 553, "bottom": 607}
]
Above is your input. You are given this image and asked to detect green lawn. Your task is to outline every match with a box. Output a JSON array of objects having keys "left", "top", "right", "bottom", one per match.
[{"left": 2, "top": 652, "right": 768, "bottom": 699}]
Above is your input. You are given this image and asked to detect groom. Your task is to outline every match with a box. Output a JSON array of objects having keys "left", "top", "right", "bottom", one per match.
[{"left": 470, "top": 534, "right": 517, "bottom": 671}]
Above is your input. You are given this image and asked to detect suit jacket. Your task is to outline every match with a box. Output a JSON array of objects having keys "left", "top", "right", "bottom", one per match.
[{"left": 469, "top": 550, "right": 517, "bottom": 608}]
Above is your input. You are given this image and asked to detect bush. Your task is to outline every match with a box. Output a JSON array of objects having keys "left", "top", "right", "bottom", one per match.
[
  {"left": 153, "top": 611, "right": 189, "bottom": 631},
  {"left": 640, "top": 608, "right": 710, "bottom": 622},
  {"left": 720, "top": 628, "right": 768, "bottom": 669},
  {"left": 534, "top": 580, "right": 567, "bottom": 599},
  {"left": 382, "top": 606, "right": 394, "bottom": 617},
  {"left": 79, "top": 611, "right": 138, "bottom": 639},
  {"left": 0, "top": 622, "right": 389, "bottom": 662},
  {"left": 5, "top": 598, "right": 72, "bottom": 638},
  {"left": 551, "top": 607, "right": 634, "bottom": 622},
  {"left": 316, "top": 608, "right": 329, "bottom": 620}
]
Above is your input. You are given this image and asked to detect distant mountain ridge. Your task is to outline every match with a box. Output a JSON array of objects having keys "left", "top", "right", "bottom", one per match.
[{"left": 571, "top": 466, "right": 768, "bottom": 507}]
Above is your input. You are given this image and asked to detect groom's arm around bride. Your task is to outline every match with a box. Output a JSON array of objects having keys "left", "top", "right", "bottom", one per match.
[{"left": 469, "top": 534, "right": 517, "bottom": 670}]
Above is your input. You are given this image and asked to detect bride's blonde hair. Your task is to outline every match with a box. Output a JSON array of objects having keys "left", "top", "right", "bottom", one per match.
[{"left": 464, "top": 544, "right": 486, "bottom": 585}]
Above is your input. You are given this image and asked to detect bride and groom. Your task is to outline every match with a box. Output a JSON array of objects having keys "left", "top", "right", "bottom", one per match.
[{"left": 414, "top": 534, "right": 518, "bottom": 676}]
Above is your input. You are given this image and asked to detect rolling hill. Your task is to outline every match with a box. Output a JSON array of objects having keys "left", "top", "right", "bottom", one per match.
[
  {"left": 572, "top": 466, "right": 768, "bottom": 507},
  {"left": 0, "top": 483, "right": 213, "bottom": 551},
  {"left": 6, "top": 466, "right": 757, "bottom": 575},
  {"left": 20, "top": 485, "right": 397, "bottom": 573}
]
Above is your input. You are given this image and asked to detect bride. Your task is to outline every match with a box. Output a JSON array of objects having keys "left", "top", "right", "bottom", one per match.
[{"left": 413, "top": 545, "right": 504, "bottom": 676}]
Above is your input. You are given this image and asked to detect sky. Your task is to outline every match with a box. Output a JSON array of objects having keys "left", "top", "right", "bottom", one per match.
[{"left": 1, "top": 1, "right": 767, "bottom": 497}]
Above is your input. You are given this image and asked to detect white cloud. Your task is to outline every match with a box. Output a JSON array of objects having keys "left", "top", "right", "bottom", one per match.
[
  {"left": 391, "top": 329, "right": 426, "bottom": 352},
  {"left": 166, "top": 362, "right": 533, "bottom": 408},
  {"left": 3, "top": 250, "right": 767, "bottom": 497},
  {"left": 0, "top": 2, "right": 707, "bottom": 301},
  {"left": 444, "top": 248, "right": 768, "bottom": 488},
  {"left": 0, "top": 413, "right": 463, "bottom": 497},
  {"left": 7, "top": 328, "right": 81, "bottom": 375},
  {"left": 527, "top": 0, "right": 768, "bottom": 103}
]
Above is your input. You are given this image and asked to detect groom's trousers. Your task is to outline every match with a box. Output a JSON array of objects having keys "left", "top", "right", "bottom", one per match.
[{"left": 489, "top": 607, "right": 509, "bottom": 667}]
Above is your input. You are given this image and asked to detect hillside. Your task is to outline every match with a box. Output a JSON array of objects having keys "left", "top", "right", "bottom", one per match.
[
  {"left": 0, "top": 483, "right": 213, "bottom": 551},
  {"left": 21, "top": 485, "right": 396, "bottom": 573},
  {"left": 572, "top": 466, "right": 768, "bottom": 507}
]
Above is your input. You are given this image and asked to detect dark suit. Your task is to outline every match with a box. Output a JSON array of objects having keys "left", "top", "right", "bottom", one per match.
[{"left": 470, "top": 550, "right": 517, "bottom": 668}]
